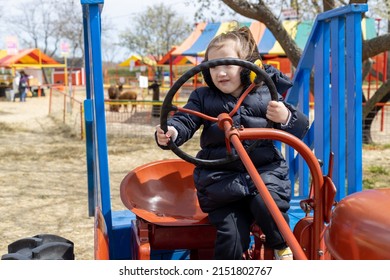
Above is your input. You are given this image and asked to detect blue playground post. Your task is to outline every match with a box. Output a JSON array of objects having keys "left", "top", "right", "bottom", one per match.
[{"left": 285, "top": 4, "right": 367, "bottom": 201}]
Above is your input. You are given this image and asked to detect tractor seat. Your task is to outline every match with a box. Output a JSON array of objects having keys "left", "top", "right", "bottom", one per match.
[
  {"left": 120, "top": 159, "right": 216, "bottom": 259},
  {"left": 120, "top": 158, "right": 273, "bottom": 260},
  {"left": 120, "top": 159, "right": 209, "bottom": 226}
]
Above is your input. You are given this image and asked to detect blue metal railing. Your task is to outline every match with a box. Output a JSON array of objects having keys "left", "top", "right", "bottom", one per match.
[
  {"left": 81, "top": 0, "right": 114, "bottom": 252},
  {"left": 285, "top": 4, "right": 367, "bottom": 201}
]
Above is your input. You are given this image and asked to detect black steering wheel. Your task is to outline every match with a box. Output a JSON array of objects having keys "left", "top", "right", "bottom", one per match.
[{"left": 160, "top": 58, "right": 279, "bottom": 167}]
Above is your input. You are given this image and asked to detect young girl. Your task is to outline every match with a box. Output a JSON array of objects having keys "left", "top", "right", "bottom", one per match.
[{"left": 155, "top": 26, "right": 309, "bottom": 260}]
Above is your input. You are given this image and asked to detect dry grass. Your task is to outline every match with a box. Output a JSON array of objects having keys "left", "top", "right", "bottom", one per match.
[{"left": 0, "top": 96, "right": 389, "bottom": 260}]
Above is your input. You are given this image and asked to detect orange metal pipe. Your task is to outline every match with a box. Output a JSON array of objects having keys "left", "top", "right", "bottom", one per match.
[
  {"left": 238, "top": 128, "right": 324, "bottom": 260},
  {"left": 219, "top": 114, "right": 325, "bottom": 260},
  {"left": 223, "top": 125, "right": 306, "bottom": 260}
]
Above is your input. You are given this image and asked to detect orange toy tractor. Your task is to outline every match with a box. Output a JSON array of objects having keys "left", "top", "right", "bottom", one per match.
[
  {"left": 116, "top": 58, "right": 390, "bottom": 260},
  {"left": 88, "top": 2, "right": 390, "bottom": 261},
  {"left": 3, "top": 2, "right": 389, "bottom": 261}
]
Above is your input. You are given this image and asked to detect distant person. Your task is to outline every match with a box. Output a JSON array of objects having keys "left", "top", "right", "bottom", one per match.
[
  {"left": 12, "top": 71, "right": 20, "bottom": 102},
  {"left": 18, "top": 71, "right": 29, "bottom": 102},
  {"left": 148, "top": 79, "right": 161, "bottom": 117}
]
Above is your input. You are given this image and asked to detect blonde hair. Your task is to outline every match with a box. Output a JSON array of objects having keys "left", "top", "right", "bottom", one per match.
[{"left": 204, "top": 25, "right": 261, "bottom": 63}]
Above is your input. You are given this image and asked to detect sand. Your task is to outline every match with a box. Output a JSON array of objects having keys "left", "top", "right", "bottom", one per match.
[
  {"left": 0, "top": 95, "right": 389, "bottom": 260},
  {"left": 0, "top": 95, "right": 179, "bottom": 259}
]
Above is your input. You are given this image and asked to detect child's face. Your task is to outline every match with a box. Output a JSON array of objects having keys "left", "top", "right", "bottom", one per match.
[{"left": 208, "top": 40, "right": 243, "bottom": 98}]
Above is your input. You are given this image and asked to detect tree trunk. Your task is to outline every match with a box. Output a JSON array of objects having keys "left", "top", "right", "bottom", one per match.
[
  {"left": 222, "top": 0, "right": 302, "bottom": 67},
  {"left": 218, "top": 0, "right": 390, "bottom": 145},
  {"left": 362, "top": 80, "right": 390, "bottom": 144},
  {"left": 323, "top": 0, "right": 335, "bottom": 11}
]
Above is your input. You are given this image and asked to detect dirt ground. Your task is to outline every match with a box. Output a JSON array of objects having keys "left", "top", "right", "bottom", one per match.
[
  {"left": 0, "top": 95, "right": 389, "bottom": 260},
  {"left": 0, "top": 96, "right": 182, "bottom": 260}
]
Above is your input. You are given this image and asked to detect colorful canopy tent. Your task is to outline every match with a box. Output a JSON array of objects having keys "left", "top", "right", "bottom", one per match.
[
  {"left": 0, "top": 48, "right": 64, "bottom": 69},
  {"left": 166, "top": 18, "right": 377, "bottom": 85},
  {"left": 0, "top": 50, "right": 8, "bottom": 60},
  {"left": 362, "top": 17, "right": 377, "bottom": 40},
  {"left": 0, "top": 48, "right": 65, "bottom": 97},
  {"left": 171, "top": 20, "right": 313, "bottom": 57},
  {"left": 157, "top": 49, "right": 202, "bottom": 66},
  {"left": 157, "top": 47, "right": 204, "bottom": 87},
  {"left": 117, "top": 54, "right": 157, "bottom": 82},
  {"left": 166, "top": 20, "right": 313, "bottom": 84},
  {"left": 118, "top": 54, "right": 156, "bottom": 67},
  {"left": 172, "top": 18, "right": 376, "bottom": 57},
  {"left": 164, "top": 21, "right": 311, "bottom": 85}
]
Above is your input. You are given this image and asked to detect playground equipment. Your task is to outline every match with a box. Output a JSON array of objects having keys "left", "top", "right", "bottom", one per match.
[
  {"left": 3, "top": 2, "right": 389, "bottom": 260},
  {"left": 80, "top": 1, "right": 390, "bottom": 260}
]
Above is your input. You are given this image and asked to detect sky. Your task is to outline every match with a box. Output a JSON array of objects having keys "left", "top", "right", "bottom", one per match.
[
  {"left": 102, "top": 0, "right": 248, "bottom": 26},
  {"left": 103, "top": 0, "right": 198, "bottom": 28},
  {"left": 0, "top": 0, "right": 234, "bottom": 61},
  {"left": 0, "top": 1, "right": 193, "bottom": 62},
  {"left": 101, "top": 0, "right": 201, "bottom": 60},
  {"left": 99, "top": 0, "right": 248, "bottom": 61}
]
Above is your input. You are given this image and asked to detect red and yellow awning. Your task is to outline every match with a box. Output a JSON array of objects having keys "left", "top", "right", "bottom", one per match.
[{"left": 0, "top": 48, "right": 64, "bottom": 69}]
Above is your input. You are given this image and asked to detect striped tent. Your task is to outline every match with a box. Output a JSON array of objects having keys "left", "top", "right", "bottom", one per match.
[
  {"left": 362, "top": 17, "right": 377, "bottom": 40},
  {"left": 171, "top": 20, "right": 313, "bottom": 57},
  {"left": 0, "top": 48, "right": 63, "bottom": 69},
  {"left": 164, "top": 18, "right": 377, "bottom": 85},
  {"left": 119, "top": 54, "right": 156, "bottom": 67},
  {"left": 157, "top": 47, "right": 203, "bottom": 65},
  {"left": 171, "top": 18, "right": 376, "bottom": 58}
]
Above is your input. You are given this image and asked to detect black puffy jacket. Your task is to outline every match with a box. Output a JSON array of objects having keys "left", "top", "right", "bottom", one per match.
[{"left": 159, "top": 65, "right": 309, "bottom": 213}]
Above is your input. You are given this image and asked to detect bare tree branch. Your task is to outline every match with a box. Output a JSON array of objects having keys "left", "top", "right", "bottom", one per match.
[
  {"left": 363, "top": 34, "right": 390, "bottom": 61},
  {"left": 221, "top": 0, "right": 302, "bottom": 67}
]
